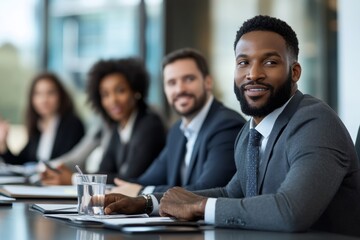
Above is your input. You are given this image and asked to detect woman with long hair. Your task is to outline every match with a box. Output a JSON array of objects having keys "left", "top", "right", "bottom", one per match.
[{"left": 0, "top": 72, "right": 84, "bottom": 165}]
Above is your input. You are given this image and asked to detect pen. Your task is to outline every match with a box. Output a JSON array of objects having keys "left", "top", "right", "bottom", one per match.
[{"left": 43, "top": 161, "right": 61, "bottom": 174}]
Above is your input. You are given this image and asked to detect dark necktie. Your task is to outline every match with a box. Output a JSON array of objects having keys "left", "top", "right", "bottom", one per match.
[
  {"left": 180, "top": 135, "right": 189, "bottom": 185},
  {"left": 246, "top": 128, "right": 262, "bottom": 197}
]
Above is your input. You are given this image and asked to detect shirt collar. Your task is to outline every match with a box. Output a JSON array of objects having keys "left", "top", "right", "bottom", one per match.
[
  {"left": 250, "top": 96, "right": 293, "bottom": 139},
  {"left": 180, "top": 95, "right": 214, "bottom": 139},
  {"left": 118, "top": 109, "right": 138, "bottom": 143}
]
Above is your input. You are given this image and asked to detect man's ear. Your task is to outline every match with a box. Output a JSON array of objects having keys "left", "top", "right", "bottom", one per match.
[
  {"left": 291, "top": 62, "right": 302, "bottom": 83},
  {"left": 204, "top": 75, "right": 213, "bottom": 91}
]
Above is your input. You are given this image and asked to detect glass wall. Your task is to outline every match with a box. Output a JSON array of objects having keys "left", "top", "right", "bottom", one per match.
[
  {"left": 209, "top": 0, "right": 338, "bottom": 114},
  {"left": 0, "top": 0, "right": 41, "bottom": 153},
  {"left": 0, "top": 0, "right": 342, "bottom": 147},
  {"left": 47, "top": 0, "right": 165, "bottom": 125},
  {"left": 0, "top": 0, "right": 40, "bottom": 123}
]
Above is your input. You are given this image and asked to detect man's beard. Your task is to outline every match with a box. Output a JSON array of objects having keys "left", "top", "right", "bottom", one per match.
[
  {"left": 234, "top": 73, "right": 292, "bottom": 118},
  {"left": 172, "top": 91, "right": 208, "bottom": 118}
]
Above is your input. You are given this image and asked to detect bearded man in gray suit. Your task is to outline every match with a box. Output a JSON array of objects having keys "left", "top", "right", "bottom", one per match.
[{"left": 103, "top": 15, "right": 360, "bottom": 237}]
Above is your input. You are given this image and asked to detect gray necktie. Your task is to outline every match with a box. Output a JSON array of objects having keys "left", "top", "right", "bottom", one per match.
[{"left": 246, "top": 128, "right": 262, "bottom": 197}]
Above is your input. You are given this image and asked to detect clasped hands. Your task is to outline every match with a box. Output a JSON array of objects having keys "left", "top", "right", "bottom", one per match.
[{"left": 104, "top": 187, "right": 207, "bottom": 221}]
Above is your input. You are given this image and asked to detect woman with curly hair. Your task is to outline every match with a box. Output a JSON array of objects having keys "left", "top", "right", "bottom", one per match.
[{"left": 41, "top": 58, "right": 166, "bottom": 184}]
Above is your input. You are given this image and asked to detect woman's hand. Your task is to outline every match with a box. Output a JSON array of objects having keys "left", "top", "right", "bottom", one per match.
[
  {"left": 0, "top": 119, "right": 10, "bottom": 153},
  {"left": 41, "top": 163, "right": 73, "bottom": 185},
  {"left": 108, "top": 178, "right": 143, "bottom": 197}
]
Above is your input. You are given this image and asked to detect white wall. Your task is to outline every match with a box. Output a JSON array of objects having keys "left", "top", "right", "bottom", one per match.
[{"left": 338, "top": 0, "right": 360, "bottom": 141}]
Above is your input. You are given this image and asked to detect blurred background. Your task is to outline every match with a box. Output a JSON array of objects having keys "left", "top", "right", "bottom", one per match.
[{"left": 0, "top": 0, "right": 359, "bottom": 153}]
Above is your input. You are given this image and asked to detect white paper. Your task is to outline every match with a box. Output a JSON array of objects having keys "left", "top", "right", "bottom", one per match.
[
  {"left": 0, "top": 195, "right": 15, "bottom": 202},
  {"left": 31, "top": 203, "right": 78, "bottom": 213},
  {"left": 100, "top": 216, "right": 175, "bottom": 226},
  {"left": 0, "top": 185, "right": 77, "bottom": 198},
  {"left": 0, "top": 176, "right": 26, "bottom": 184},
  {"left": 45, "top": 213, "right": 151, "bottom": 223}
]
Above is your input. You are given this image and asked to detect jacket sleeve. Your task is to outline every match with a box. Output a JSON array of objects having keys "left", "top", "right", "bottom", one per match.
[
  {"left": 136, "top": 148, "right": 169, "bottom": 186},
  {"left": 1, "top": 142, "right": 35, "bottom": 165}
]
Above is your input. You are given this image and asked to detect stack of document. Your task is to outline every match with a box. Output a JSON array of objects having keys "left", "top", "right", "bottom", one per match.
[
  {"left": 0, "top": 195, "right": 15, "bottom": 207},
  {"left": 0, "top": 185, "right": 77, "bottom": 199},
  {"left": 0, "top": 176, "right": 26, "bottom": 184},
  {"left": 31, "top": 204, "right": 78, "bottom": 214},
  {"left": 44, "top": 211, "right": 204, "bottom": 233},
  {"left": 30, "top": 202, "right": 205, "bottom": 233}
]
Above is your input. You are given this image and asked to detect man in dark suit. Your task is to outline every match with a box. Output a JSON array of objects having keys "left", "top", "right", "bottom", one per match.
[
  {"left": 104, "top": 16, "right": 360, "bottom": 236},
  {"left": 109, "top": 48, "right": 245, "bottom": 196}
]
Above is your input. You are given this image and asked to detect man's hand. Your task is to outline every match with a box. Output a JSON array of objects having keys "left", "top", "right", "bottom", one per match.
[
  {"left": 108, "top": 178, "right": 143, "bottom": 197},
  {"left": 41, "top": 164, "right": 73, "bottom": 185},
  {"left": 104, "top": 193, "right": 146, "bottom": 215},
  {"left": 159, "top": 187, "right": 207, "bottom": 221}
]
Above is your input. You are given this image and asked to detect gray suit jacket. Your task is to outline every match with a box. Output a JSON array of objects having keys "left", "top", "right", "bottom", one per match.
[{"left": 194, "top": 91, "right": 360, "bottom": 236}]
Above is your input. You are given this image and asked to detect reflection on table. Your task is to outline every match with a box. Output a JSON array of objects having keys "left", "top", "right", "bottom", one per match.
[{"left": 0, "top": 203, "right": 358, "bottom": 240}]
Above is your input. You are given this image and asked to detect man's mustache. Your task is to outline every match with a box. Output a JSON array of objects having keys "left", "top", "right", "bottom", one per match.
[
  {"left": 174, "top": 92, "right": 195, "bottom": 101},
  {"left": 240, "top": 81, "right": 273, "bottom": 91}
]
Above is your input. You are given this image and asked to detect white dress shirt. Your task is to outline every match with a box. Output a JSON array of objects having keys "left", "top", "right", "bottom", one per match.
[
  {"left": 36, "top": 116, "right": 60, "bottom": 162},
  {"left": 118, "top": 109, "right": 138, "bottom": 144},
  {"left": 147, "top": 95, "right": 214, "bottom": 213},
  {"left": 204, "top": 97, "right": 292, "bottom": 223}
]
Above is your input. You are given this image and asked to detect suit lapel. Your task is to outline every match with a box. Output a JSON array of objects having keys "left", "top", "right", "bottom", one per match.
[
  {"left": 258, "top": 91, "right": 304, "bottom": 192},
  {"left": 184, "top": 132, "right": 201, "bottom": 185},
  {"left": 170, "top": 133, "right": 187, "bottom": 186},
  {"left": 183, "top": 100, "right": 220, "bottom": 185},
  {"left": 50, "top": 117, "right": 63, "bottom": 159}
]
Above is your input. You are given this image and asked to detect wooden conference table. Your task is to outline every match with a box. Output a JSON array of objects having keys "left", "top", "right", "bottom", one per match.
[{"left": 0, "top": 200, "right": 359, "bottom": 240}]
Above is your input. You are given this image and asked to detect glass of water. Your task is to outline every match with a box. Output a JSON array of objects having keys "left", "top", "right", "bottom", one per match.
[{"left": 76, "top": 174, "right": 107, "bottom": 215}]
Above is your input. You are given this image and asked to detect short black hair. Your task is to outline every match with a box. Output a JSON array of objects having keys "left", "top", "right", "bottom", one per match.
[
  {"left": 87, "top": 58, "right": 149, "bottom": 124},
  {"left": 162, "top": 48, "right": 210, "bottom": 77},
  {"left": 234, "top": 15, "right": 299, "bottom": 60}
]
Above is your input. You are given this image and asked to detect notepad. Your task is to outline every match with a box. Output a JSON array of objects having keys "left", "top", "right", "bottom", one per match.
[
  {"left": 0, "top": 176, "right": 26, "bottom": 184},
  {"left": 45, "top": 213, "right": 152, "bottom": 228},
  {"left": 0, "top": 195, "right": 15, "bottom": 202},
  {"left": 31, "top": 204, "right": 78, "bottom": 214},
  {"left": 0, "top": 185, "right": 77, "bottom": 199}
]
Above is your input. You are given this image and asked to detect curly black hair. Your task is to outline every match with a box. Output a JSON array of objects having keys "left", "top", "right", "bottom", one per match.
[
  {"left": 162, "top": 48, "right": 210, "bottom": 77},
  {"left": 87, "top": 58, "right": 149, "bottom": 124},
  {"left": 234, "top": 15, "right": 299, "bottom": 60}
]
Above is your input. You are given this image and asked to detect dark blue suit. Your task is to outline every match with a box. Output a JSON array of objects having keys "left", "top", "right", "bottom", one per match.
[{"left": 137, "top": 99, "right": 246, "bottom": 193}]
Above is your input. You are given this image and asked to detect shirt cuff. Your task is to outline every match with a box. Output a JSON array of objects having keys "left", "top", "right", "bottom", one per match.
[
  {"left": 150, "top": 194, "right": 159, "bottom": 215},
  {"left": 141, "top": 186, "right": 155, "bottom": 194},
  {"left": 204, "top": 198, "right": 217, "bottom": 224}
]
